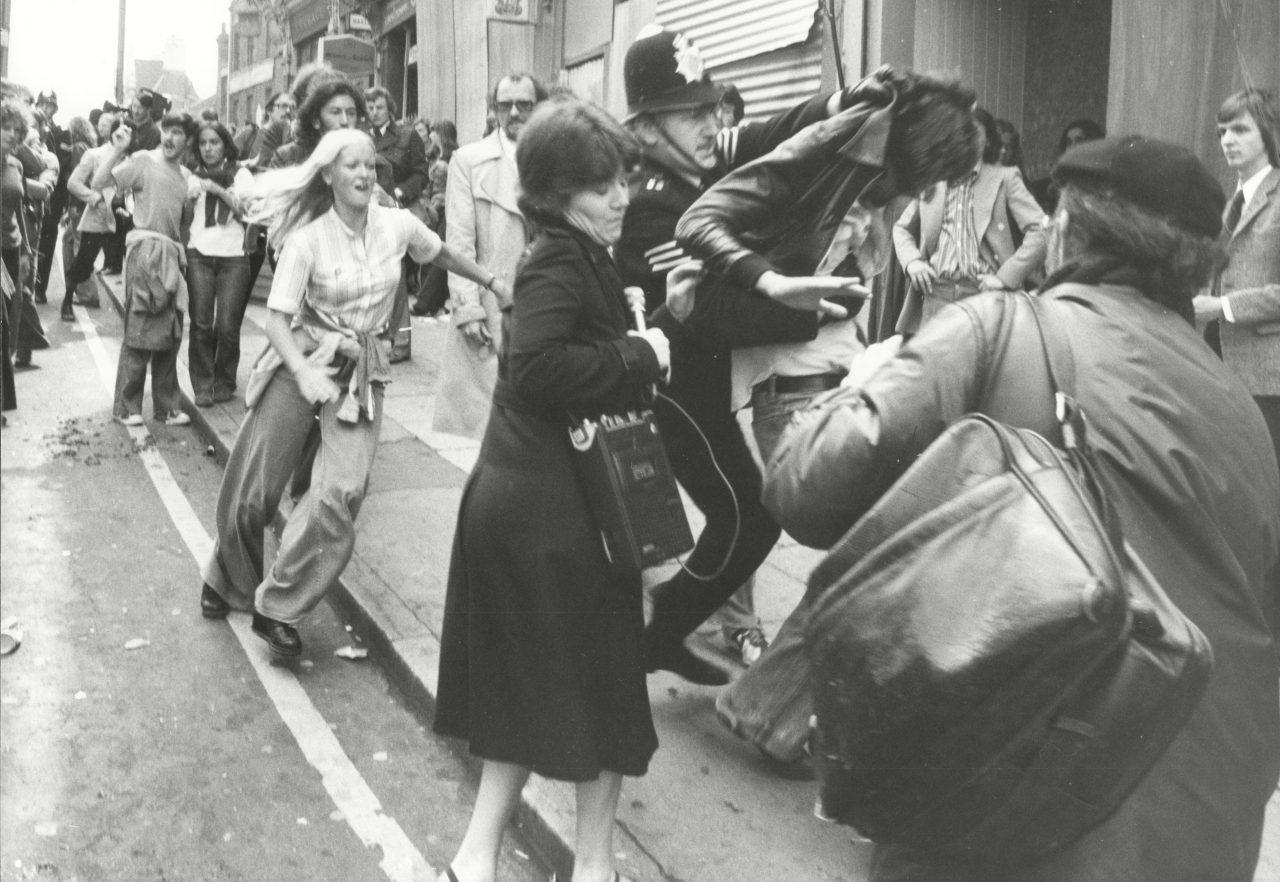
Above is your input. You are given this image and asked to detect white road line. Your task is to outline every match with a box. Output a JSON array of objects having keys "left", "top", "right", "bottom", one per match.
[{"left": 78, "top": 310, "right": 436, "bottom": 882}]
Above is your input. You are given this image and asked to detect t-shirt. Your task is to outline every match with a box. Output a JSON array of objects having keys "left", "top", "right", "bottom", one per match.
[{"left": 111, "top": 149, "right": 190, "bottom": 240}]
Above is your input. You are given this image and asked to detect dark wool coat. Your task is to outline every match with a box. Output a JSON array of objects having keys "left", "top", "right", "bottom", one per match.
[{"left": 433, "top": 224, "right": 665, "bottom": 781}]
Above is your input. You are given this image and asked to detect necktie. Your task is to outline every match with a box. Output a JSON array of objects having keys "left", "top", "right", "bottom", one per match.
[{"left": 1224, "top": 189, "right": 1245, "bottom": 235}]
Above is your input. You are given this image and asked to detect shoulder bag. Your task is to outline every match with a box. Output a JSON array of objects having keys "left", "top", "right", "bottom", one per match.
[{"left": 803, "top": 293, "right": 1213, "bottom": 867}]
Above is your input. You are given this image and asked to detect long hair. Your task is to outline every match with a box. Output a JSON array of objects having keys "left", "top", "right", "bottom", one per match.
[
  {"left": 67, "top": 116, "right": 96, "bottom": 148},
  {"left": 294, "top": 79, "right": 367, "bottom": 160},
  {"left": 1217, "top": 87, "right": 1280, "bottom": 168},
  {"left": 973, "top": 108, "right": 1002, "bottom": 165},
  {"left": 431, "top": 119, "right": 458, "bottom": 162},
  {"left": 1056, "top": 183, "right": 1225, "bottom": 320},
  {"left": 250, "top": 128, "right": 374, "bottom": 250},
  {"left": 880, "top": 68, "right": 978, "bottom": 194}
]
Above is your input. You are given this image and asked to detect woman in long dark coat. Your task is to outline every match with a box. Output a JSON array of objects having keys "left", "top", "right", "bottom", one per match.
[{"left": 433, "top": 97, "right": 673, "bottom": 882}]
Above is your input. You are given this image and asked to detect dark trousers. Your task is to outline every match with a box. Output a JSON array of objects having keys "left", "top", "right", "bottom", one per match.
[
  {"left": 186, "top": 251, "right": 251, "bottom": 398},
  {"left": 644, "top": 393, "right": 782, "bottom": 649},
  {"left": 35, "top": 191, "right": 66, "bottom": 299},
  {"left": 2, "top": 248, "right": 48, "bottom": 358},
  {"left": 104, "top": 215, "right": 130, "bottom": 271},
  {"left": 63, "top": 231, "right": 111, "bottom": 306}
]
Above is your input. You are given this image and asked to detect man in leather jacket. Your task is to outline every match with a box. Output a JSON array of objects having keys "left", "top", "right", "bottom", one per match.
[{"left": 616, "top": 24, "right": 870, "bottom": 685}]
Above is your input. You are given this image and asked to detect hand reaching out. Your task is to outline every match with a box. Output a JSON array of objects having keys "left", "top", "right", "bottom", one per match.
[
  {"left": 665, "top": 260, "right": 704, "bottom": 323},
  {"left": 755, "top": 270, "right": 870, "bottom": 320}
]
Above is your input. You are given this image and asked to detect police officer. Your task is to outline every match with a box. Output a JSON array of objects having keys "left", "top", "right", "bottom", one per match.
[{"left": 617, "top": 25, "right": 860, "bottom": 684}]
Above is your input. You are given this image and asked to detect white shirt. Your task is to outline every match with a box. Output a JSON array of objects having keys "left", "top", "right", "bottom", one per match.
[
  {"left": 268, "top": 202, "right": 442, "bottom": 334},
  {"left": 187, "top": 166, "right": 254, "bottom": 257}
]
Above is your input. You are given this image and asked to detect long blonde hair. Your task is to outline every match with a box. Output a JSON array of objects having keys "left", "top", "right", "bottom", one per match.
[{"left": 247, "top": 128, "right": 375, "bottom": 250}]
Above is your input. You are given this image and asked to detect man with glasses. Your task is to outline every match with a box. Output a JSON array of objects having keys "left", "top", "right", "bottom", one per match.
[
  {"left": 432, "top": 72, "right": 547, "bottom": 439},
  {"left": 235, "top": 91, "right": 296, "bottom": 170}
]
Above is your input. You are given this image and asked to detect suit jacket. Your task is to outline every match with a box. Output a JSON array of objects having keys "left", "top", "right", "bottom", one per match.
[
  {"left": 893, "top": 163, "right": 1046, "bottom": 333},
  {"left": 1219, "top": 166, "right": 1280, "bottom": 395},
  {"left": 433, "top": 131, "right": 530, "bottom": 439},
  {"left": 367, "top": 121, "right": 430, "bottom": 202}
]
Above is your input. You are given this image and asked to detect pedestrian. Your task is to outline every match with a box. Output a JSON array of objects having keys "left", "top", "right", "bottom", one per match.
[
  {"left": 763, "top": 134, "right": 1279, "bottom": 882},
  {"left": 433, "top": 96, "right": 668, "bottom": 882},
  {"left": 185, "top": 120, "right": 254, "bottom": 406},
  {"left": 1194, "top": 87, "right": 1280, "bottom": 473},
  {"left": 33, "top": 90, "right": 71, "bottom": 305},
  {"left": 90, "top": 111, "right": 196, "bottom": 427},
  {"left": 410, "top": 119, "right": 457, "bottom": 317},
  {"left": 431, "top": 72, "right": 547, "bottom": 440},
  {"left": 198, "top": 129, "right": 504, "bottom": 659},
  {"left": 892, "top": 107, "right": 1046, "bottom": 336},
  {"left": 65, "top": 114, "right": 122, "bottom": 316}
]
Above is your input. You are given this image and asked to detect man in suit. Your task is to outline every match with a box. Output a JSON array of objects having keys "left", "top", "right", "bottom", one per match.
[
  {"left": 431, "top": 72, "right": 546, "bottom": 440},
  {"left": 1195, "top": 87, "right": 1280, "bottom": 471},
  {"left": 363, "top": 85, "right": 430, "bottom": 206},
  {"left": 893, "top": 107, "right": 1046, "bottom": 335}
]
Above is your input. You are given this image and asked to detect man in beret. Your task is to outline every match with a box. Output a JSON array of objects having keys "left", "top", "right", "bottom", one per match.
[
  {"left": 1195, "top": 87, "right": 1280, "bottom": 472},
  {"left": 762, "top": 134, "right": 1278, "bottom": 881}
]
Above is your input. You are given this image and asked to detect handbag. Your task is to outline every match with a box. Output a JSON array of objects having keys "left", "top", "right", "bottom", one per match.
[{"left": 803, "top": 294, "right": 1213, "bottom": 867}]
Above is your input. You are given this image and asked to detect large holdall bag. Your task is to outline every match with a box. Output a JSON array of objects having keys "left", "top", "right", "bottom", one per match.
[{"left": 804, "top": 295, "right": 1213, "bottom": 867}]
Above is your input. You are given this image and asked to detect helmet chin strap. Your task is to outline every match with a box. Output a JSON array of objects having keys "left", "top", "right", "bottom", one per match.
[{"left": 652, "top": 118, "right": 713, "bottom": 186}]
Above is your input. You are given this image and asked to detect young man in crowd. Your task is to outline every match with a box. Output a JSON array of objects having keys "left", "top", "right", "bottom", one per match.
[{"left": 91, "top": 111, "right": 196, "bottom": 428}]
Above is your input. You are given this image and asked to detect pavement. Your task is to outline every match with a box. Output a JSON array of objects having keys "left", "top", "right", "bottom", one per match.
[{"left": 89, "top": 266, "right": 875, "bottom": 882}]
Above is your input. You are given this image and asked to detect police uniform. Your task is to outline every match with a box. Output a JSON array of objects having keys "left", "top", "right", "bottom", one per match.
[{"left": 615, "top": 25, "right": 836, "bottom": 680}]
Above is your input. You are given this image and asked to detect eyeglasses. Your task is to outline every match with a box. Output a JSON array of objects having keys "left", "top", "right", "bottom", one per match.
[
  {"left": 494, "top": 100, "right": 535, "bottom": 115},
  {"left": 273, "top": 103, "right": 296, "bottom": 112}
]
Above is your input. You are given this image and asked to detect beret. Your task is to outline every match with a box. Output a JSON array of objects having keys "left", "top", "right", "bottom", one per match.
[{"left": 1053, "top": 135, "right": 1225, "bottom": 238}]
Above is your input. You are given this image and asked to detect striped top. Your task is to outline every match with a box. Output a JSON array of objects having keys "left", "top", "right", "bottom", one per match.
[
  {"left": 931, "top": 169, "right": 990, "bottom": 280},
  {"left": 267, "top": 202, "right": 442, "bottom": 334}
]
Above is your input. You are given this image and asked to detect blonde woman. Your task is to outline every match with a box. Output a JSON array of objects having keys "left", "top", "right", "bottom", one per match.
[{"left": 199, "top": 129, "right": 508, "bottom": 659}]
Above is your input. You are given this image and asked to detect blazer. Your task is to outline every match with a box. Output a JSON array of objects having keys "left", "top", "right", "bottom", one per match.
[
  {"left": 893, "top": 164, "right": 1046, "bottom": 332},
  {"left": 367, "top": 121, "right": 430, "bottom": 203},
  {"left": 1219, "top": 166, "right": 1280, "bottom": 395}
]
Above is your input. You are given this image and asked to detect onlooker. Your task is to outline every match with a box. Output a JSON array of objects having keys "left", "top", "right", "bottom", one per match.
[
  {"left": 58, "top": 115, "right": 101, "bottom": 320},
  {"left": 270, "top": 77, "right": 368, "bottom": 169},
  {"left": 126, "top": 89, "right": 161, "bottom": 153},
  {"left": 364, "top": 85, "right": 429, "bottom": 206},
  {"left": 994, "top": 117, "right": 1026, "bottom": 179},
  {"left": 411, "top": 119, "right": 458, "bottom": 317},
  {"left": 764, "top": 135, "right": 1279, "bottom": 882},
  {"left": 432, "top": 72, "right": 546, "bottom": 440},
  {"left": 235, "top": 90, "right": 294, "bottom": 171},
  {"left": 2, "top": 98, "right": 33, "bottom": 410},
  {"left": 434, "top": 96, "right": 664, "bottom": 882},
  {"left": 1195, "top": 87, "right": 1280, "bottom": 475},
  {"left": 91, "top": 111, "right": 196, "bottom": 427},
  {"left": 186, "top": 121, "right": 254, "bottom": 406},
  {"left": 64, "top": 114, "right": 119, "bottom": 316},
  {"left": 198, "top": 129, "right": 502, "bottom": 658},
  {"left": 33, "top": 90, "right": 71, "bottom": 305},
  {"left": 716, "top": 83, "right": 745, "bottom": 129},
  {"left": 893, "top": 107, "right": 1046, "bottom": 336},
  {"left": 9, "top": 117, "right": 55, "bottom": 367},
  {"left": 1030, "top": 117, "right": 1103, "bottom": 211}
]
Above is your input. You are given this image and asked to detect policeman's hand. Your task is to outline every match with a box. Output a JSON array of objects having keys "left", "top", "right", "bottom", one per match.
[
  {"left": 110, "top": 123, "right": 133, "bottom": 152},
  {"left": 905, "top": 259, "right": 936, "bottom": 296},
  {"left": 665, "top": 260, "right": 704, "bottom": 324},
  {"left": 755, "top": 270, "right": 869, "bottom": 320},
  {"left": 294, "top": 363, "right": 341, "bottom": 405},
  {"left": 629, "top": 327, "right": 670, "bottom": 373},
  {"left": 460, "top": 317, "right": 493, "bottom": 349}
]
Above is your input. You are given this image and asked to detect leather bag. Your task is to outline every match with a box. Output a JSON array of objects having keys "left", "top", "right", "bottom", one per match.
[{"left": 803, "top": 295, "right": 1213, "bottom": 867}]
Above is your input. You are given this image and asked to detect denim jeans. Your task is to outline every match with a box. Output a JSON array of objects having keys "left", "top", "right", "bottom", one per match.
[{"left": 186, "top": 251, "right": 251, "bottom": 398}]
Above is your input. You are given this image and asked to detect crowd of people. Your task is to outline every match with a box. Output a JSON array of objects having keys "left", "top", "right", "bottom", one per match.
[{"left": 3, "top": 21, "right": 1278, "bottom": 882}]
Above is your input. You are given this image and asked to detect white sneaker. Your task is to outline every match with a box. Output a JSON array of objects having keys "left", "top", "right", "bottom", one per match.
[
  {"left": 117, "top": 413, "right": 144, "bottom": 427},
  {"left": 164, "top": 411, "right": 191, "bottom": 426},
  {"left": 729, "top": 626, "right": 768, "bottom": 666}
]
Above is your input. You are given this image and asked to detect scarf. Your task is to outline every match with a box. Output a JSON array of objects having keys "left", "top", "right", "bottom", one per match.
[{"left": 193, "top": 161, "right": 237, "bottom": 227}]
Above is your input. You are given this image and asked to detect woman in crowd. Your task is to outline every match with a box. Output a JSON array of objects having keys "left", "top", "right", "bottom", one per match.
[
  {"left": 1, "top": 98, "right": 33, "bottom": 414},
  {"left": 763, "top": 136, "right": 1279, "bottom": 881},
  {"left": 412, "top": 118, "right": 458, "bottom": 317},
  {"left": 186, "top": 120, "right": 254, "bottom": 405},
  {"left": 433, "top": 97, "right": 673, "bottom": 882},
  {"left": 57, "top": 115, "right": 97, "bottom": 315},
  {"left": 63, "top": 115, "right": 125, "bottom": 320},
  {"left": 270, "top": 77, "right": 368, "bottom": 169},
  {"left": 994, "top": 117, "right": 1026, "bottom": 180},
  {"left": 199, "top": 129, "right": 505, "bottom": 660}
]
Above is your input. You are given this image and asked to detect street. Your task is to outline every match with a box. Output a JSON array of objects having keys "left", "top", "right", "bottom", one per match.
[{"left": 0, "top": 290, "right": 547, "bottom": 882}]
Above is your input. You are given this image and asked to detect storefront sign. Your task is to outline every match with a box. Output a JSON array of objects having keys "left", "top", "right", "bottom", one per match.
[
  {"left": 317, "top": 33, "right": 376, "bottom": 78},
  {"left": 290, "top": 0, "right": 350, "bottom": 42},
  {"left": 488, "top": 0, "right": 536, "bottom": 24},
  {"left": 378, "top": 0, "right": 416, "bottom": 32}
]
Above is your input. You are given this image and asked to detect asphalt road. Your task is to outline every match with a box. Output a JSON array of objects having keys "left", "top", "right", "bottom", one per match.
[{"left": 0, "top": 293, "right": 547, "bottom": 882}]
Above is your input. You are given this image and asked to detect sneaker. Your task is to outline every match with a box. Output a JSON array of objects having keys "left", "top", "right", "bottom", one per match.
[
  {"left": 729, "top": 627, "right": 768, "bottom": 666},
  {"left": 164, "top": 410, "right": 191, "bottom": 426},
  {"left": 117, "top": 413, "right": 144, "bottom": 427}
]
